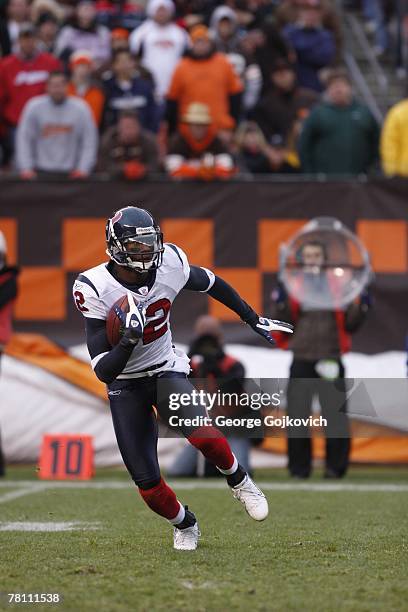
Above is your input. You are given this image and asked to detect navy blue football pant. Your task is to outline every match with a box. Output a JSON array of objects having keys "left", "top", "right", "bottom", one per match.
[{"left": 107, "top": 371, "right": 233, "bottom": 489}]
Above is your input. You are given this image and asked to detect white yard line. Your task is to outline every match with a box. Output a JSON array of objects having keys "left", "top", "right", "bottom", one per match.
[
  {"left": 0, "top": 521, "right": 101, "bottom": 532},
  {"left": 0, "top": 480, "right": 407, "bottom": 495},
  {"left": 0, "top": 484, "right": 48, "bottom": 504}
]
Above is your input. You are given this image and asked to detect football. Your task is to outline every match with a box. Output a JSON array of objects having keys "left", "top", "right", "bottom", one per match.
[{"left": 106, "top": 295, "right": 129, "bottom": 346}]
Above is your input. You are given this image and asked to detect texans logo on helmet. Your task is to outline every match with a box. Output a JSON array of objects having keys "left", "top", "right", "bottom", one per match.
[{"left": 111, "top": 210, "right": 123, "bottom": 224}]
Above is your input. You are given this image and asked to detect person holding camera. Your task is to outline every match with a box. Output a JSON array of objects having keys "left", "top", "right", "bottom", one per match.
[{"left": 271, "top": 240, "right": 371, "bottom": 479}]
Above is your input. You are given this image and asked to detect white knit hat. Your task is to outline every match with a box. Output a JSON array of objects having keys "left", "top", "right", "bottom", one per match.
[
  {"left": 146, "top": 0, "right": 175, "bottom": 18},
  {"left": 210, "top": 5, "right": 238, "bottom": 29},
  {"left": 0, "top": 231, "right": 6, "bottom": 254}
]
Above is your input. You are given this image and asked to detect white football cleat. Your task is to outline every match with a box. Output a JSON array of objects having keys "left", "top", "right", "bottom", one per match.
[
  {"left": 231, "top": 475, "right": 269, "bottom": 521},
  {"left": 173, "top": 522, "right": 200, "bottom": 551}
]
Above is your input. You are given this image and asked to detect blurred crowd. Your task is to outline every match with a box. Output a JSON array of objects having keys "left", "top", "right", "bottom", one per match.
[
  {"left": 355, "top": 0, "right": 408, "bottom": 70},
  {"left": 0, "top": 0, "right": 408, "bottom": 180}
]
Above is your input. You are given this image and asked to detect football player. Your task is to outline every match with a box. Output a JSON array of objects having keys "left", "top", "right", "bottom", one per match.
[{"left": 73, "top": 206, "right": 293, "bottom": 550}]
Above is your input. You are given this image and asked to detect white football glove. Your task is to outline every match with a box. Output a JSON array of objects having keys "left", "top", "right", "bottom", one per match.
[
  {"left": 246, "top": 314, "right": 293, "bottom": 345},
  {"left": 114, "top": 291, "right": 146, "bottom": 345}
]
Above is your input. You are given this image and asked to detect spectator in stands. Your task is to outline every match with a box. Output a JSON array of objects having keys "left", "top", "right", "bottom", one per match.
[
  {"left": 94, "top": 0, "right": 144, "bottom": 32},
  {"left": 395, "top": 2, "right": 407, "bottom": 76},
  {"left": 98, "top": 109, "right": 159, "bottom": 179},
  {"left": 30, "top": 0, "right": 64, "bottom": 27},
  {"left": 103, "top": 49, "right": 157, "bottom": 132},
  {"left": 96, "top": 28, "right": 131, "bottom": 79},
  {"left": 129, "top": 0, "right": 189, "bottom": 105},
  {"left": 247, "top": 22, "right": 292, "bottom": 93},
  {"left": 6, "top": 0, "right": 30, "bottom": 52},
  {"left": 210, "top": 6, "right": 263, "bottom": 113},
  {"left": 299, "top": 68, "right": 379, "bottom": 175},
  {"left": 362, "top": 0, "right": 387, "bottom": 57},
  {"left": 55, "top": 0, "right": 111, "bottom": 68},
  {"left": 16, "top": 71, "right": 97, "bottom": 179},
  {"left": 252, "top": 58, "right": 318, "bottom": 141},
  {"left": 283, "top": 0, "right": 336, "bottom": 92},
  {"left": 235, "top": 121, "right": 271, "bottom": 174},
  {"left": 0, "top": 23, "right": 61, "bottom": 166},
  {"left": 35, "top": 12, "right": 60, "bottom": 54},
  {"left": 110, "top": 27, "right": 130, "bottom": 53},
  {"left": 104, "top": 45, "right": 156, "bottom": 92},
  {"left": 166, "top": 24, "right": 243, "bottom": 132},
  {"left": 165, "top": 102, "right": 235, "bottom": 180},
  {"left": 0, "top": 230, "right": 19, "bottom": 477},
  {"left": 209, "top": 5, "right": 242, "bottom": 55},
  {"left": 68, "top": 50, "right": 105, "bottom": 126},
  {"left": 276, "top": 0, "right": 342, "bottom": 58},
  {"left": 380, "top": 98, "right": 408, "bottom": 177},
  {"left": 174, "top": 0, "right": 218, "bottom": 25},
  {"left": 235, "top": 122, "right": 299, "bottom": 174}
]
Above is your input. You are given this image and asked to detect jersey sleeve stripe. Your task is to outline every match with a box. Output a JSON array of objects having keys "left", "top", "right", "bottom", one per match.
[
  {"left": 77, "top": 274, "right": 100, "bottom": 297},
  {"left": 166, "top": 243, "right": 184, "bottom": 266},
  {"left": 200, "top": 267, "right": 215, "bottom": 292},
  {"left": 91, "top": 352, "right": 109, "bottom": 370}
]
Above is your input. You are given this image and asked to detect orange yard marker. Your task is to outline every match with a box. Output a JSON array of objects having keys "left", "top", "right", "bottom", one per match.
[{"left": 38, "top": 434, "right": 94, "bottom": 480}]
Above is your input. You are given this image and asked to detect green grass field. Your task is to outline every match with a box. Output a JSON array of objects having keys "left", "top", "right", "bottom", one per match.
[{"left": 1, "top": 466, "right": 407, "bottom": 612}]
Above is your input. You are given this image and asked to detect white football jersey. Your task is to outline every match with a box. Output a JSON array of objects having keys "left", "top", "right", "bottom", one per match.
[{"left": 73, "top": 244, "right": 213, "bottom": 378}]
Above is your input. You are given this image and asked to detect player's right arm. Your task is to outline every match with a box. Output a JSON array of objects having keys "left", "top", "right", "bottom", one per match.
[{"left": 73, "top": 277, "right": 138, "bottom": 385}]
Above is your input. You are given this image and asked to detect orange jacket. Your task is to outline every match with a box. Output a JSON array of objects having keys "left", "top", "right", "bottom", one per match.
[
  {"left": 167, "top": 52, "right": 243, "bottom": 130},
  {"left": 67, "top": 83, "right": 105, "bottom": 126}
]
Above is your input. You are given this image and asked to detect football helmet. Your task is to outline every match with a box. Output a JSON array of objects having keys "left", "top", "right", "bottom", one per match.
[{"left": 106, "top": 206, "right": 164, "bottom": 271}]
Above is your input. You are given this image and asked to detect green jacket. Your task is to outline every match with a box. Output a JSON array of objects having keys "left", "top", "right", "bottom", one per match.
[{"left": 299, "top": 99, "right": 380, "bottom": 175}]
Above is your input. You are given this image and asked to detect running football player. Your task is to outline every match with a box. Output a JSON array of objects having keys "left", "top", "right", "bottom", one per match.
[{"left": 73, "top": 206, "right": 293, "bottom": 550}]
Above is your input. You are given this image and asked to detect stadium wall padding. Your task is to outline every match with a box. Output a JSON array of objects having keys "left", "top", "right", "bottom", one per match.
[{"left": 1, "top": 178, "right": 408, "bottom": 352}]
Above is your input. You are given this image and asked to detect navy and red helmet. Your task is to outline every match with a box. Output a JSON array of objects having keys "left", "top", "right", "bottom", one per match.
[{"left": 105, "top": 206, "right": 164, "bottom": 271}]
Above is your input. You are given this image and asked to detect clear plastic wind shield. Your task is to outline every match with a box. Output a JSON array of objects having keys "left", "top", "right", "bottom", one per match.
[{"left": 279, "top": 217, "right": 372, "bottom": 310}]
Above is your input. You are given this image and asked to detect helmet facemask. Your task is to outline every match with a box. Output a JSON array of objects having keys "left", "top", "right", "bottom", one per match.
[{"left": 106, "top": 220, "right": 164, "bottom": 272}]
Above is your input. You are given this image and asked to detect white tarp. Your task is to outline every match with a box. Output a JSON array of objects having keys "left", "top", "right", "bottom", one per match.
[{"left": 0, "top": 344, "right": 406, "bottom": 465}]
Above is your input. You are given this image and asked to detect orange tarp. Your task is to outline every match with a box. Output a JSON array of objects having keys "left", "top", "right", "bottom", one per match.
[{"left": 5, "top": 334, "right": 107, "bottom": 400}]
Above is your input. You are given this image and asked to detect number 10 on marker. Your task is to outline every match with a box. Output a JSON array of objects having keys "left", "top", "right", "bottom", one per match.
[{"left": 38, "top": 434, "right": 94, "bottom": 480}]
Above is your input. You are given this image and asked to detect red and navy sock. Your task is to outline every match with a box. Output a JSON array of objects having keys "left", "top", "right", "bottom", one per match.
[{"left": 139, "top": 477, "right": 192, "bottom": 526}]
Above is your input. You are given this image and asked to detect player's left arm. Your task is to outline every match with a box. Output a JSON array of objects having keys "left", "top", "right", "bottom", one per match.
[{"left": 184, "top": 265, "right": 293, "bottom": 345}]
